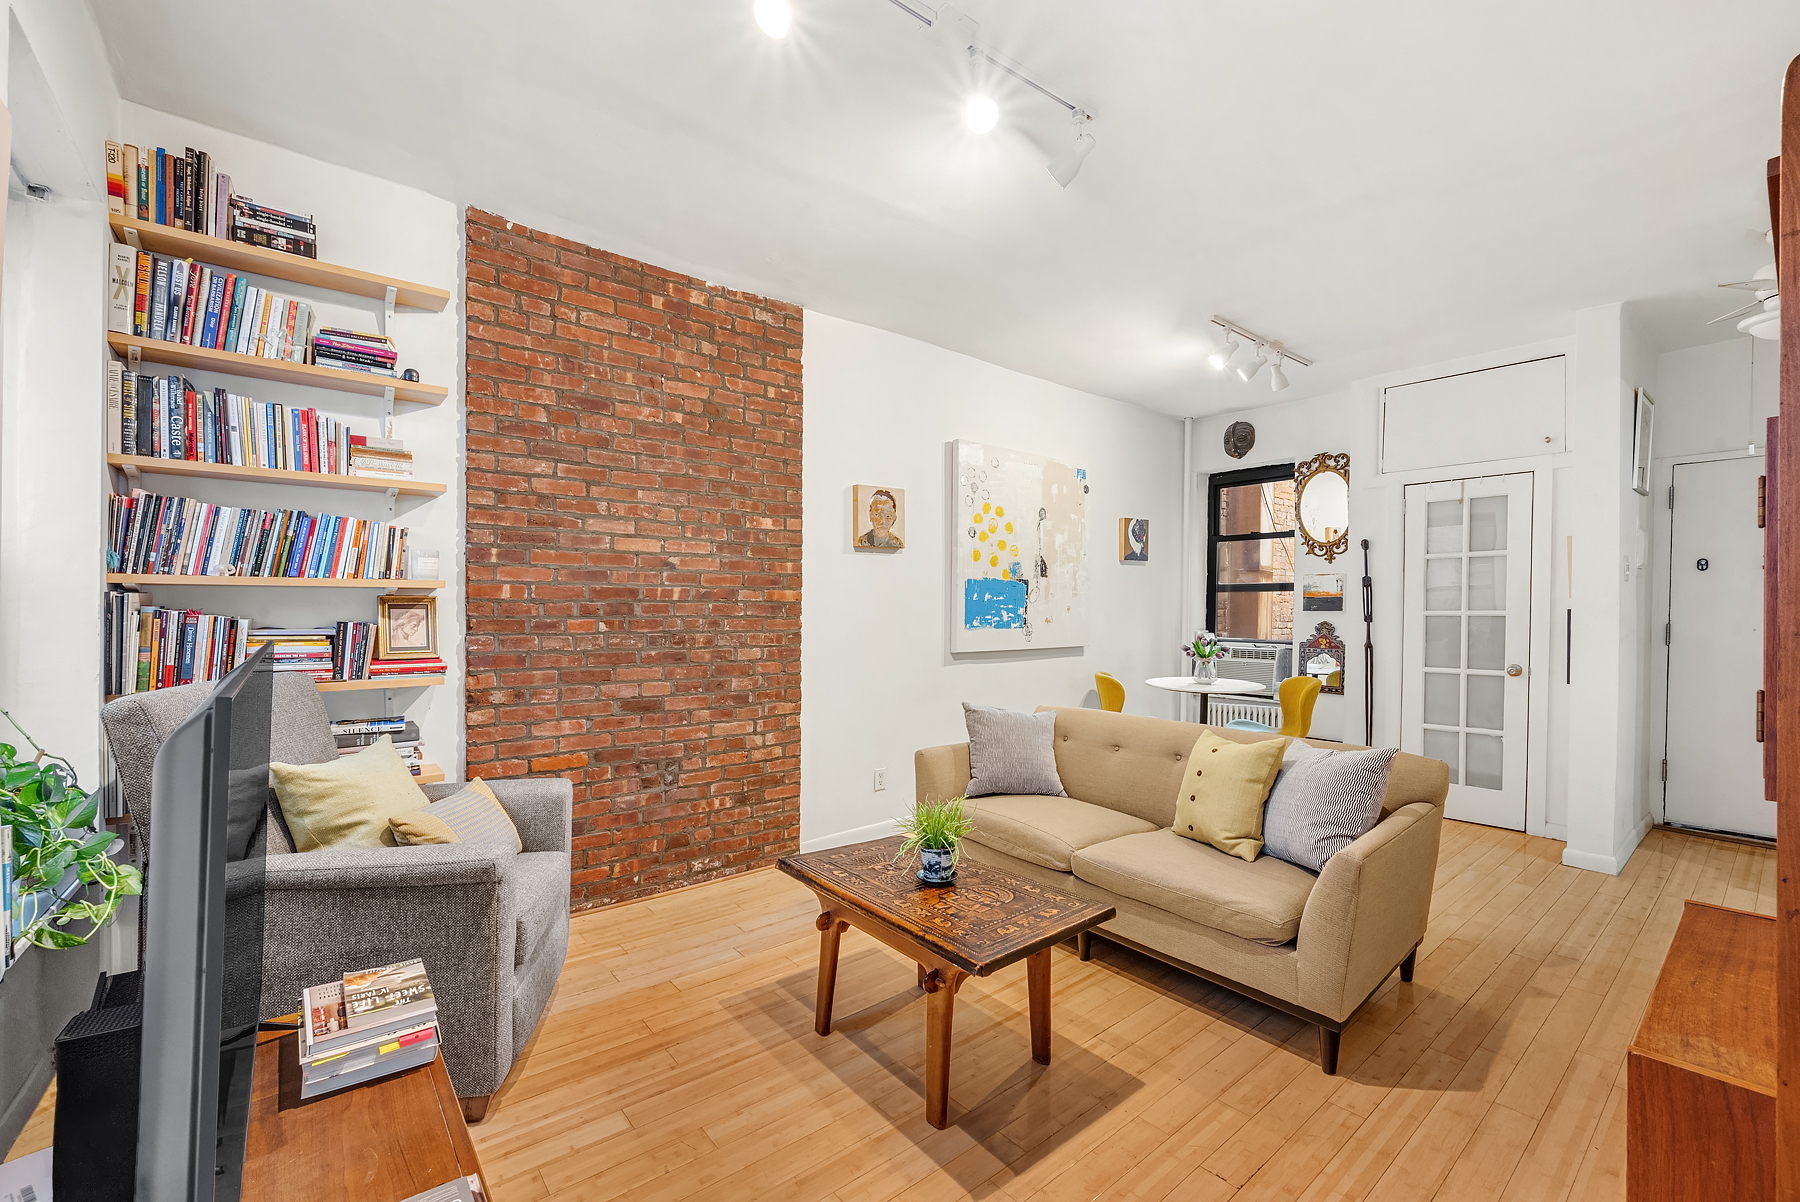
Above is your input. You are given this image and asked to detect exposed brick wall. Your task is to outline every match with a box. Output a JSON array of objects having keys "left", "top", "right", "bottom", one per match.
[{"left": 462, "top": 208, "right": 803, "bottom": 910}]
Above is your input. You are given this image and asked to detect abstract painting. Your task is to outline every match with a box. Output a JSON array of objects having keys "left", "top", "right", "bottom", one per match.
[
  {"left": 852, "top": 485, "right": 906, "bottom": 551},
  {"left": 1119, "top": 518, "right": 1149, "bottom": 563},
  {"left": 951, "top": 440, "right": 1088, "bottom": 652},
  {"left": 1302, "top": 572, "right": 1344, "bottom": 611}
]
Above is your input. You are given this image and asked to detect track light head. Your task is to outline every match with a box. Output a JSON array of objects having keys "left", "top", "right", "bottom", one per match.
[
  {"left": 753, "top": 0, "right": 790, "bottom": 38},
  {"left": 1269, "top": 357, "right": 1289, "bottom": 392},
  {"left": 1237, "top": 343, "right": 1268, "bottom": 382},
  {"left": 963, "top": 95, "right": 999, "bottom": 134},
  {"left": 1207, "top": 332, "right": 1240, "bottom": 372},
  {"left": 1048, "top": 131, "right": 1096, "bottom": 188}
]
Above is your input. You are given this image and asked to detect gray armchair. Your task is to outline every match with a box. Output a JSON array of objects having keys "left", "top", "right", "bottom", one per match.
[{"left": 101, "top": 673, "right": 571, "bottom": 1118}]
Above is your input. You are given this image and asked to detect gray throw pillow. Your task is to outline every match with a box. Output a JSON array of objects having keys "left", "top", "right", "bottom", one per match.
[
  {"left": 963, "top": 703, "right": 1066, "bottom": 798},
  {"left": 1262, "top": 741, "right": 1398, "bottom": 872}
]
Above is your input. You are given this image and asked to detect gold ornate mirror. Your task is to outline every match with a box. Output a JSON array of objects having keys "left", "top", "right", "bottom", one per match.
[{"left": 1294, "top": 452, "right": 1350, "bottom": 562}]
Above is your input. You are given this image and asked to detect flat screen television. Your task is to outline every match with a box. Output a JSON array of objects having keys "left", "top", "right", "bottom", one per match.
[{"left": 136, "top": 644, "right": 273, "bottom": 1201}]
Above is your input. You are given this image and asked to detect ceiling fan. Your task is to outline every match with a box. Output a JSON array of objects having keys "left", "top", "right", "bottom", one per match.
[{"left": 1709, "top": 235, "right": 1779, "bottom": 339}]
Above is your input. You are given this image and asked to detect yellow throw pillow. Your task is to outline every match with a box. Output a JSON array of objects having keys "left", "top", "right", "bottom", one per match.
[
  {"left": 1171, "top": 732, "right": 1287, "bottom": 861},
  {"left": 270, "top": 736, "right": 431, "bottom": 852},
  {"left": 388, "top": 778, "right": 522, "bottom": 851}
]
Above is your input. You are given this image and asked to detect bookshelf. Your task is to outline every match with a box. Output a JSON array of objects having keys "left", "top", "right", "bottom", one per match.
[
  {"left": 109, "top": 215, "right": 452, "bottom": 312},
  {"left": 104, "top": 676, "right": 446, "bottom": 705},
  {"left": 107, "top": 574, "right": 443, "bottom": 590},
  {"left": 414, "top": 764, "right": 446, "bottom": 785},
  {"left": 108, "top": 335, "right": 449, "bottom": 406},
  {"left": 108, "top": 454, "right": 447, "bottom": 498}
]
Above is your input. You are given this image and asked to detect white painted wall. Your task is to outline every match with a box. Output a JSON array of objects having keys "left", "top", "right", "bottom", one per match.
[
  {"left": 110, "top": 102, "right": 466, "bottom": 778},
  {"left": 800, "top": 311, "right": 1184, "bottom": 848}
]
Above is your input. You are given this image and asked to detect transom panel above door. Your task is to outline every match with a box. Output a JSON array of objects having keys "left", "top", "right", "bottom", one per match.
[{"left": 1401, "top": 474, "right": 1535, "bottom": 830}]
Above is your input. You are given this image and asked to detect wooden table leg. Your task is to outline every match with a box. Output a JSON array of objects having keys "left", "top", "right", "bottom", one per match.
[
  {"left": 815, "top": 912, "right": 846, "bottom": 1037},
  {"left": 1028, "top": 947, "right": 1052, "bottom": 1065},
  {"left": 918, "top": 962, "right": 928, "bottom": 989},
  {"left": 924, "top": 969, "right": 961, "bottom": 1128}
]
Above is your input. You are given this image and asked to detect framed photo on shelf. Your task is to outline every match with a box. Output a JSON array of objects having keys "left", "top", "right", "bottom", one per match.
[{"left": 376, "top": 594, "right": 438, "bottom": 659}]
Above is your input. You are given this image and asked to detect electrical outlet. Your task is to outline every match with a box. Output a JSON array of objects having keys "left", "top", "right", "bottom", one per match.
[{"left": 873, "top": 768, "right": 888, "bottom": 793}]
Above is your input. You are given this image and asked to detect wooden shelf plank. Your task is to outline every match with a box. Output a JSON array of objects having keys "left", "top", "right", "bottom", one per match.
[
  {"left": 107, "top": 454, "right": 446, "bottom": 498},
  {"left": 110, "top": 214, "right": 451, "bottom": 312},
  {"left": 316, "top": 676, "right": 445, "bottom": 693},
  {"left": 413, "top": 763, "right": 446, "bottom": 785},
  {"left": 106, "top": 574, "right": 442, "bottom": 590},
  {"left": 108, "top": 335, "right": 449, "bottom": 406}
]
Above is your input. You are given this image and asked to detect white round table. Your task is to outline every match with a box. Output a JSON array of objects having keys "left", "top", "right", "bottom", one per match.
[{"left": 1144, "top": 676, "right": 1269, "bottom": 726}]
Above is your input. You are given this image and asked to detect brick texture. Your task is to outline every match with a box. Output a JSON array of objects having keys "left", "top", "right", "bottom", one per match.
[{"left": 463, "top": 208, "right": 802, "bottom": 910}]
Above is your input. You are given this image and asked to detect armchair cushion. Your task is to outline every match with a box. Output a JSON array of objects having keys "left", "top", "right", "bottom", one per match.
[
  {"left": 389, "top": 779, "right": 522, "bottom": 851},
  {"left": 270, "top": 736, "right": 430, "bottom": 851}
]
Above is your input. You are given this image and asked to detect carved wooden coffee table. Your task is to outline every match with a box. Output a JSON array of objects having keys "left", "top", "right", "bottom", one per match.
[{"left": 778, "top": 836, "right": 1115, "bottom": 1129}]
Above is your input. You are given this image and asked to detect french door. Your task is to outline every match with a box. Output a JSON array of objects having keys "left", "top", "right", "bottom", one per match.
[{"left": 1402, "top": 474, "right": 1534, "bottom": 830}]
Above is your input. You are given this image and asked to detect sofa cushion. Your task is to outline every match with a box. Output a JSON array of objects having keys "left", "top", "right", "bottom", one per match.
[
  {"left": 389, "top": 778, "right": 523, "bottom": 851},
  {"left": 1171, "top": 732, "right": 1287, "bottom": 862},
  {"left": 270, "top": 736, "right": 431, "bottom": 851},
  {"left": 964, "top": 795, "right": 1159, "bottom": 872},
  {"left": 964, "top": 703, "right": 1066, "bottom": 797},
  {"left": 1071, "top": 830, "right": 1317, "bottom": 944},
  {"left": 1263, "top": 743, "right": 1398, "bottom": 872},
  {"left": 513, "top": 851, "right": 573, "bottom": 968}
]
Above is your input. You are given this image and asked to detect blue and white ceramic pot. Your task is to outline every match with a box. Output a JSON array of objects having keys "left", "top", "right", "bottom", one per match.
[{"left": 918, "top": 846, "right": 956, "bottom": 886}]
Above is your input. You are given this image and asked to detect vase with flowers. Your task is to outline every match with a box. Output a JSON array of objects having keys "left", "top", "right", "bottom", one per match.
[{"left": 1183, "top": 631, "right": 1232, "bottom": 684}]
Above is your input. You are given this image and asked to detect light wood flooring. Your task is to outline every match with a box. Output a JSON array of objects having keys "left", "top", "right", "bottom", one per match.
[
  {"left": 465, "top": 822, "right": 1775, "bottom": 1202},
  {"left": 4, "top": 822, "right": 1777, "bottom": 1199}
]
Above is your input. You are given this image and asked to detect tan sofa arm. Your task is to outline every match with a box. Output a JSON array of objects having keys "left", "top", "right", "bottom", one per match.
[
  {"left": 915, "top": 743, "right": 972, "bottom": 804},
  {"left": 1295, "top": 801, "right": 1443, "bottom": 1021}
]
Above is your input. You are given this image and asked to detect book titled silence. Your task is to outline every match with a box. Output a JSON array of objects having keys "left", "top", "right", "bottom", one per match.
[{"left": 342, "top": 956, "right": 436, "bottom": 1030}]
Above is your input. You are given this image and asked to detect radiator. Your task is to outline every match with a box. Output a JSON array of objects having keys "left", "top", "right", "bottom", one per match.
[{"left": 1208, "top": 699, "right": 1281, "bottom": 728}]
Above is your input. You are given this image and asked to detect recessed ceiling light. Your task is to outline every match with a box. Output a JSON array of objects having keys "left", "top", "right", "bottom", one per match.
[
  {"left": 753, "top": 0, "right": 790, "bottom": 39},
  {"left": 963, "top": 96, "right": 999, "bottom": 134}
]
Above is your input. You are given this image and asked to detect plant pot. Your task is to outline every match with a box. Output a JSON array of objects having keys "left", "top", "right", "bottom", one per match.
[
  {"left": 1191, "top": 658, "right": 1218, "bottom": 685},
  {"left": 918, "top": 846, "right": 956, "bottom": 886}
]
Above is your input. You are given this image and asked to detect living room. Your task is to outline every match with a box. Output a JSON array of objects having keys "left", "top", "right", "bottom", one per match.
[{"left": 0, "top": 1, "right": 1796, "bottom": 1199}]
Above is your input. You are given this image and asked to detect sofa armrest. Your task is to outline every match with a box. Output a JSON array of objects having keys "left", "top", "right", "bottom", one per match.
[
  {"left": 419, "top": 776, "right": 574, "bottom": 854},
  {"left": 1295, "top": 801, "right": 1442, "bottom": 1021},
  {"left": 915, "top": 743, "right": 972, "bottom": 804}
]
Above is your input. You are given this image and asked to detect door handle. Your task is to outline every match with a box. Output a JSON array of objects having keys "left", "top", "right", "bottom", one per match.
[{"left": 1506, "top": 664, "right": 1523, "bottom": 677}]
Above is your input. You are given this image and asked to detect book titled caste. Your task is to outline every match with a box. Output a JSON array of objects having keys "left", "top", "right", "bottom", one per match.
[{"left": 342, "top": 957, "right": 437, "bottom": 1029}]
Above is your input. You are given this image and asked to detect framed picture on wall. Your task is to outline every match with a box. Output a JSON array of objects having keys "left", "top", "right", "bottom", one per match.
[
  {"left": 1631, "top": 389, "right": 1655, "bottom": 496},
  {"left": 377, "top": 594, "right": 438, "bottom": 659}
]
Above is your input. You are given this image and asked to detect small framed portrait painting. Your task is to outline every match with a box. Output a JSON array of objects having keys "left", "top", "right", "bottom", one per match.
[
  {"left": 1118, "top": 518, "right": 1149, "bottom": 563},
  {"left": 377, "top": 594, "right": 439, "bottom": 659},
  {"left": 852, "top": 485, "right": 906, "bottom": 551}
]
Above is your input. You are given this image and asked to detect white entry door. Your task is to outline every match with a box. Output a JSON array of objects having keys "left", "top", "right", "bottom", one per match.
[
  {"left": 1663, "top": 456, "right": 1771, "bottom": 837},
  {"left": 1402, "top": 474, "right": 1534, "bottom": 829}
]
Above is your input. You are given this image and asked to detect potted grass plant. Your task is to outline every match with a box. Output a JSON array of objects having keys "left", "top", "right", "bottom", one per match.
[{"left": 895, "top": 795, "right": 977, "bottom": 886}]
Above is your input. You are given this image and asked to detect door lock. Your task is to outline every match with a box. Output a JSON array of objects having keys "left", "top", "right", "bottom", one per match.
[
  {"left": 1506, "top": 664, "right": 1523, "bottom": 677},
  {"left": 1696, "top": 558, "right": 1709, "bottom": 571}
]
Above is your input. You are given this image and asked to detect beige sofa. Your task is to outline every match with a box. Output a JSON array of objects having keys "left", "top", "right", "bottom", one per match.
[{"left": 914, "top": 706, "right": 1449, "bottom": 1073}]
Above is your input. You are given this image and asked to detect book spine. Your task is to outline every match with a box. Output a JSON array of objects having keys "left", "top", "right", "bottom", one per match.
[
  {"left": 107, "top": 360, "right": 123, "bottom": 455},
  {"left": 105, "top": 141, "right": 125, "bottom": 215},
  {"left": 201, "top": 272, "right": 227, "bottom": 349},
  {"left": 137, "top": 154, "right": 150, "bottom": 222},
  {"left": 121, "top": 374, "right": 137, "bottom": 457},
  {"left": 181, "top": 265, "right": 205, "bottom": 345},
  {"left": 134, "top": 251, "right": 151, "bottom": 338},
  {"left": 150, "top": 258, "right": 171, "bottom": 342},
  {"left": 154, "top": 149, "right": 166, "bottom": 225},
  {"left": 123, "top": 144, "right": 139, "bottom": 218},
  {"left": 164, "top": 260, "right": 186, "bottom": 342},
  {"left": 168, "top": 378, "right": 186, "bottom": 462},
  {"left": 183, "top": 148, "right": 198, "bottom": 231},
  {"left": 107, "top": 242, "right": 135, "bottom": 335}
]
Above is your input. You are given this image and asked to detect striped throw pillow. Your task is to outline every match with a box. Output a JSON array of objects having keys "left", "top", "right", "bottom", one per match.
[{"left": 388, "top": 778, "right": 522, "bottom": 851}]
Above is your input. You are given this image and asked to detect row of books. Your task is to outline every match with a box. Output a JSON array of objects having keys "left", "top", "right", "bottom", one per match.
[
  {"left": 301, "top": 958, "right": 437, "bottom": 1099},
  {"left": 108, "top": 489, "right": 413, "bottom": 581},
  {"left": 109, "top": 245, "right": 313, "bottom": 363},
  {"left": 106, "top": 141, "right": 317, "bottom": 257},
  {"left": 104, "top": 593, "right": 249, "bottom": 696},
  {"left": 245, "top": 623, "right": 423, "bottom": 684},
  {"left": 330, "top": 717, "right": 428, "bottom": 776},
  {"left": 106, "top": 365, "right": 357, "bottom": 473},
  {"left": 312, "top": 328, "right": 399, "bottom": 377}
]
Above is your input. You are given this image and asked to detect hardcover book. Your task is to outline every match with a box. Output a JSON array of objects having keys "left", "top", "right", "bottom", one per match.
[{"left": 342, "top": 957, "right": 435, "bottom": 1030}]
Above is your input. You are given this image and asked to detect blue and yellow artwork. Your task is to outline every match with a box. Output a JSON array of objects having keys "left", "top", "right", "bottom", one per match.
[{"left": 951, "top": 440, "right": 1089, "bottom": 652}]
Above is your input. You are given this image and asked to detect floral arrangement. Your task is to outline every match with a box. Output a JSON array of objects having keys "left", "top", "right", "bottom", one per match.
[{"left": 1183, "top": 631, "right": 1233, "bottom": 662}]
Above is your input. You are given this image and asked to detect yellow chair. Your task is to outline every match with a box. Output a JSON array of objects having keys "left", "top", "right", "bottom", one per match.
[
  {"left": 1095, "top": 672, "right": 1125, "bottom": 713},
  {"left": 1224, "top": 676, "right": 1322, "bottom": 737}
]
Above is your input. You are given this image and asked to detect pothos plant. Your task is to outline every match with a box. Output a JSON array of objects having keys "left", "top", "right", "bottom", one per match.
[{"left": 0, "top": 711, "right": 141, "bottom": 949}]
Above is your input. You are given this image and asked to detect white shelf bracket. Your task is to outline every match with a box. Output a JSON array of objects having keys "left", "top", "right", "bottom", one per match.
[
  {"left": 381, "top": 384, "right": 395, "bottom": 438},
  {"left": 122, "top": 228, "right": 143, "bottom": 253},
  {"left": 381, "top": 284, "right": 397, "bottom": 337},
  {"left": 385, "top": 485, "right": 398, "bottom": 520},
  {"left": 127, "top": 343, "right": 141, "bottom": 373}
]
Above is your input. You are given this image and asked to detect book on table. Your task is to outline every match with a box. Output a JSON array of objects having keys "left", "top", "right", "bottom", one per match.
[
  {"left": 298, "top": 966, "right": 440, "bottom": 1099},
  {"left": 342, "top": 956, "right": 436, "bottom": 1029}
]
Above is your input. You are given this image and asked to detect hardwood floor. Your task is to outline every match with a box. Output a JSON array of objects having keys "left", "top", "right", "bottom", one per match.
[
  {"left": 463, "top": 822, "right": 1775, "bottom": 1202},
  {"left": 2, "top": 822, "right": 1775, "bottom": 1199}
]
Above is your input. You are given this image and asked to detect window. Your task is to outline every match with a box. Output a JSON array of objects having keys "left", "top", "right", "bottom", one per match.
[{"left": 1207, "top": 463, "right": 1296, "bottom": 641}]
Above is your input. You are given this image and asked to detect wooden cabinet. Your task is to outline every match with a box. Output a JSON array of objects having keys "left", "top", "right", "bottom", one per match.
[{"left": 1628, "top": 901, "right": 1775, "bottom": 1200}]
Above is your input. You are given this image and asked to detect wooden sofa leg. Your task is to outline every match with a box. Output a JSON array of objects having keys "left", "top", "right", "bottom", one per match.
[
  {"left": 461, "top": 1095, "right": 492, "bottom": 1124},
  {"left": 1077, "top": 930, "right": 1092, "bottom": 962},
  {"left": 1319, "top": 1026, "right": 1340, "bottom": 1075},
  {"left": 1401, "top": 947, "right": 1417, "bottom": 983}
]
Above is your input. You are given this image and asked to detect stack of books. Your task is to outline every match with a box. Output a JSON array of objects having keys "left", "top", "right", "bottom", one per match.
[
  {"left": 368, "top": 656, "right": 448, "bottom": 686},
  {"left": 106, "top": 594, "right": 251, "bottom": 694},
  {"left": 313, "top": 328, "right": 398, "bottom": 377},
  {"left": 106, "top": 142, "right": 232, "bottom": 237},
  {"left": 108, "top": 364, "right": 355, "bottom": 475},
  {"left": 108, "top": 243, "right": 312, "bottom": 363},
  {"left": 300, "top": 958, "right": 438, "bottom": 1099},
  {"left": 347, "top": 434, "right": 414, "bottom": 481},
  {"left": 246, "top": 629, "right": 337, "bottom": 679},
  {"left": 228, "top": 196, "right": 316, "bottom": 259},
  {"left": 335, "top": 719, "right": 424, "bottom": 770},
  {"left": 108, "top": 489, "right": 412, "bottom": 581},
  {"left": 333, "top": 620, "right": 378, "bottom": 681}
]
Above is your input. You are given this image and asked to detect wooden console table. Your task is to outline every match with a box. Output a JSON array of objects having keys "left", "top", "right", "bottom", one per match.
[
  {"left": 242, "top": 1019, "right": 488, "bottom": 1201},
  {"left": 1627, "top": 900, "right": 1775, "bottom": 1201}
]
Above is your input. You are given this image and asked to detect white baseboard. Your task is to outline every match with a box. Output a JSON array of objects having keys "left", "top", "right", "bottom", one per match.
[
  {"left": 1561, "top": 814, "right": 1654, "bottom": 877},
  {"left": 800, "top": 818, "right": 898, "bottom": 853}
]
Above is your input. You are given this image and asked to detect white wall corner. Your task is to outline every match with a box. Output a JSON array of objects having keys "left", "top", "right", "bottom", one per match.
[
  {"left": 800, "top": 818, "right": 899, "bottom": 854},
  {"left": 1562, "top": 810, "right": 1651, "bottom": 876}
]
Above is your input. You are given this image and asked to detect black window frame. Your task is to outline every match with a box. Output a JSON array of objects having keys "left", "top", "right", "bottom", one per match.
[{"left": 1206, "top": 461, "right": 1297, "bottom": 641}]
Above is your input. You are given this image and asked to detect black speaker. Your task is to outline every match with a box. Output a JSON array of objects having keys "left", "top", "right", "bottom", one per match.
[{"left": 52, "top": 970, "right": 141, "bottom": 1202}]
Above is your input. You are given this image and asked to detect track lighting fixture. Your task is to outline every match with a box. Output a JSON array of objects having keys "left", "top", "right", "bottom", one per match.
[
  {"left": 1047, "top": 111, "right": 1096, "bottom": 187},
  {"left": 1269, "top": 357, "right": 1289, "bottom": 392},
  {"left": 1236, "top": 344, "right": 1269, "bottom": 383},
  {"left": 753, "top": 0, "right": 791, "bottom": 38},
  {"left": 1207, "top": 332, "right": 1240, "bottom": 372},
  {"left": 963, "top": 95, "right": 999, "bottom": 134}
]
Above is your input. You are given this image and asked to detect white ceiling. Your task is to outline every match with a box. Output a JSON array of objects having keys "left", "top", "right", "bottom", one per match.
[{"left": 87, "top": 0, "right": 1800, "bottom": 416}]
